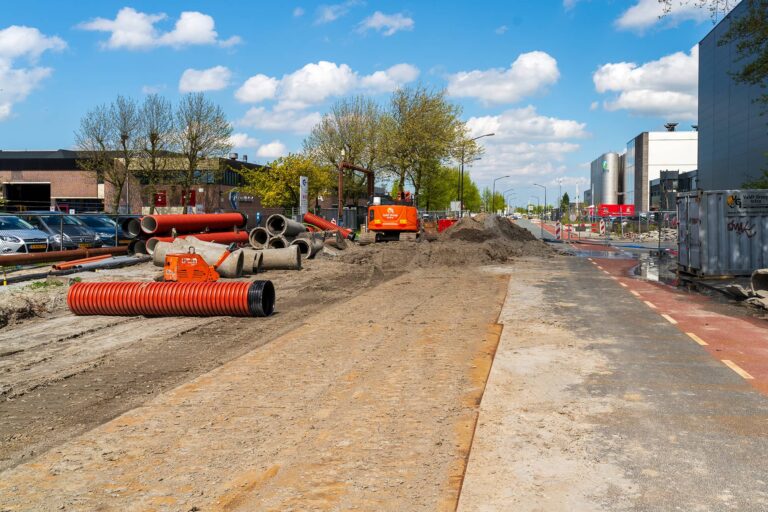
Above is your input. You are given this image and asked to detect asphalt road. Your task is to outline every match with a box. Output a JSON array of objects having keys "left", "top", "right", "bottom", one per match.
[{"left": 460, "top": 255, "right": 768, "bottom": 510}]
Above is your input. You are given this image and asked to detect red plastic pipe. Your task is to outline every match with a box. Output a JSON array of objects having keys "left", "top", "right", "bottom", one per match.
[
  {"left": 141, "top": 213, "right": 247, "bottom": 235},
  {"left": 67, "top": 280, "right": 275, "bottom": 317},
  {"left": 52, "top": 254, "right": 111, "bottom": 270},
  {"left": 303, "top": 212, "right": 354, "bottom": 240}
]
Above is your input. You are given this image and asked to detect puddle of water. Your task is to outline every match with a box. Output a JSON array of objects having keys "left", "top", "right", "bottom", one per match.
[{"left": 633, "top": 253, "right": 679, "bottom": 286}]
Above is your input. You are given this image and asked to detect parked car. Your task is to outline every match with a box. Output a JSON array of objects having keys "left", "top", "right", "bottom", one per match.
[
  {"left": 19, "top": 212, "right": 102, "bottom": 250},
  {"left": 0, "top": 215, "right": 50, "bottom": 254},
  {"left": 78, "top": 214, "right": 130, "bottom": 246}
]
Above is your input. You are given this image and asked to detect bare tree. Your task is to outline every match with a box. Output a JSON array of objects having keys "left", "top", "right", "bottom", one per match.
[
  {"left": 136, "top": 94, "right": 174, "bottom": 214},
  {"left": 75, "top": 98, "right": 140, "bottom": 213},
  {"left": 174, "top": 93, "right": 233, "bottom": 213}
]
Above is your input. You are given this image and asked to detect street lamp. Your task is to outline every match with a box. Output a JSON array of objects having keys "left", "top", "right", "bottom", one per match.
[
  {"left": 533, "top": 183, "right": 547, "bottom": 238},
  {"left": 502, "top": 187, "right": 514, "bottom": 215},
  {"left": 492, "top": 175, "right": 510, "bottom": 215},
  {"left": 459, "top": 133, "right": 494, "bottom": 214},
  {"left": 557, "top": 177, "right": 563, "bottom": 220},
  {"left": 505, "top": 192, "right": 517, "bottom": 215}
]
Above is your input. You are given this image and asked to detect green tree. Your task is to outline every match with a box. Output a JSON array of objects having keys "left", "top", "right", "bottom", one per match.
[
  {"left": 380, "top": 85, "right": 466, "bottom": 199},
  {"left": 238, "top": 153, "right": 335, "bottom": 209},
  {"left": 560, "top": 191, "right": 570, "bottom": 213}
]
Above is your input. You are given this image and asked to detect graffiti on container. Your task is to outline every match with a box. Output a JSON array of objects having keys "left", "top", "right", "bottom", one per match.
[{"left": 727, "top": 219, "right": 756, "bottom": 238}]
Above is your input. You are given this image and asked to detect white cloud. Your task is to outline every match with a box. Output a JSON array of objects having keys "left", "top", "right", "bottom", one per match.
[
  {"left": 615, "top": 0, "right": 735, "bottom": 31},
  {"left": 256, "top": 140, "right": 288, "bottom": 158},
  {"left": 447, "top": 51, "right": 560, "bottom": 104},
  {"left": 293, "top": 7, "right": 305, "bottom": 17},
  {"left": 235, "top": 61, "right": 421, "bottom": 108},
  {"left": 359, "top": 63, "right": 419, "bottom": 93},
  {"left": 235, "top": 74, "right": 279, "bottom": 103},
  {"left": 358, "top": 11, "right": 414, "bottom": 36},
  {"left": 240, "top": 106, "right": 322, "bottom": 134},
  {"left": 0, "top": 25, "right": 65, "bottom": 121},
  {"left": 278, "top": 61, "right": 357, "bottom": 110},
  {"left": 178, "top": 65, "right": 231, "bottom": 93},
  {"left": 593, "top": 46, "right": 698, "bottom": 119},
  {"left": 229, "top": 132, "right": 259, "bottom": 148},
  {"left": 79, "top": 7, "right": 240, "bottom": 50},
  {"left": 141, "top": 84, "right": 165, "bottom": 94},
  {"left": 315, "top": 1, "right": 359, "bottom": 24},
  {"left": 495, "top": 25, "right": 508, "bottom": 35},
  {"left": 463, "top": 106, "right": 588, "bottom": 187},
  {"left": 563, "top": 0, "right": 580, "bottom": 10}
]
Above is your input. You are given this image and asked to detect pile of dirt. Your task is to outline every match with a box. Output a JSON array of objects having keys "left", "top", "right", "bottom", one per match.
[
  {"left": 0, "top": 280, "right": 69, "bottom": 330},
  {"left": 341, "top": 215, "right": 552, "bottom": 271},
  {"left": 442, "top": 214, "right": 537, "bottom": 243}
]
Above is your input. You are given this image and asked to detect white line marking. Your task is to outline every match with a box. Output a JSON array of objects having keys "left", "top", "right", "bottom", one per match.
[
  {"left": 597, "top": 266, "right": 604, "bottom": 270},
  {"left": 630, "top": 290, "right": 641, "bottom": 297},
  {"left": 619, "top": 282, "right": 628, "bottom": 287},
  {"left": 686, "top": 332, "right": 708, "bottom": 346},
  {"left": 722, "top": 360, "right": 754, "bottom": 380},
  {"left": 661, "top": 313, "right": 677, "bottom": 325},
  {"left": 610, "top": 276, "right": 618, "bottom": 280},
  {"left": 644, "top": 300, "right": 657, "bottom": 309}
]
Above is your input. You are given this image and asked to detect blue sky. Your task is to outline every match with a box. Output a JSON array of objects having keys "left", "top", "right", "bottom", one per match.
[{"left": 0, "top": 0, "right": 727, "bottom": 204}]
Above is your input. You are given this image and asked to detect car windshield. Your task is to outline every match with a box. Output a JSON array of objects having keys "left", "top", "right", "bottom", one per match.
[
  {"left": 79, "top": 216, "right": 117, "bottom": 228},
  {"left": 0, "top": 216, "right": 35, "bottom": 230},
  {"left": 39, "top": 215, "right": 86, "bottom": 226}
]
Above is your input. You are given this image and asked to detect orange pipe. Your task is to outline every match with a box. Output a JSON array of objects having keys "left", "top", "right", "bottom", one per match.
[
  {"left": 303, "top": 212, "right": 354, "bottom": 240},
  {"left": 140, "top": 213, "right": 247, "bottom": 235},
  {"left": 0, "top": 246, "right": 128, "bottom": 266},
  {"left": 52, "top": 254, "right": 111, "bottom": 270},
  {"left": 67, "top": 280, "right": 275, "bottom": 317},
  {"left": 145, "top": 231, "right": 250, "bottom": 254}
]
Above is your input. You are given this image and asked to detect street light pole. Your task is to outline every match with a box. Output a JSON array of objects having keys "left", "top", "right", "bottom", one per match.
[
  {"left": 459, "top": 133, "right": 494, "bottom": 215},
  {"left": 533, "top": 183, "right": 547, "bottom": 239},
  {"left": 492, "top": 175, "right": 510, "bottom": 215},
  {"left": 502, "top": 187, "right": 514, "bottom": 215}
]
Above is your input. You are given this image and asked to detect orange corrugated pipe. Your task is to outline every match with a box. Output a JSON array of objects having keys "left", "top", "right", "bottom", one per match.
[
  {"left": 67, "top": 280, "right": 275, "bottom": 317},
  {"left": 52, "top": 254, "right": 111, "bottom": 270}
]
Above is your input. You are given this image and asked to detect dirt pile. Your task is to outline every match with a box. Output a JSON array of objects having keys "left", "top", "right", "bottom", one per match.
[{"left": 341, "top": 215, "right": 552, "bottom": 271}]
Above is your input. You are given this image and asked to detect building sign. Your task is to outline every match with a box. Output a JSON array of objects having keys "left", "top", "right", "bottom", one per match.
[
  {"left": 726, "top": 191, "right": 768, "bottom": 216},
  {"left": 299, "top": 176, "right": 309, "bottom": 215},
  {"left": 596, "top": 204, "right": 635, "bottom": 217},
  {"left": 154, "top": 190, "right": 167, "bottom": 207},
  {"left": 229, "top": 190, "right": 238, "bottom": 210}
]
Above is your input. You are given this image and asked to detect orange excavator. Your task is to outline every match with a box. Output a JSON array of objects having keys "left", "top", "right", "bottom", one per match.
[
  {"left": 336, "top": 161, "right": 420, "bottom": 243},
  {"left": 365, "top": 191, "right": 420, "bottom": 242}
]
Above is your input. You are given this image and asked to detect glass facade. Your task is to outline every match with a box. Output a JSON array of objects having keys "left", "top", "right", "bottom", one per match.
[{"left": 625, "top": 140, "right": 635, "bottom": 207}]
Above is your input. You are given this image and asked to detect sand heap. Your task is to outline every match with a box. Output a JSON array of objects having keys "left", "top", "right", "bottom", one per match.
[{"left": 340, "top": 214, "right": 552, "bottom": 270}]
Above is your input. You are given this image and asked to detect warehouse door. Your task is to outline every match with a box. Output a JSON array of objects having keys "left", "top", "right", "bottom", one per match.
[{"left": 4, "top": 183, "right": 51, "bottom": 212}]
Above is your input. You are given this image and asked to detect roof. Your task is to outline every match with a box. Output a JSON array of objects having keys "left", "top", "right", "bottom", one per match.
[{"left": 0, "top": 149, "right": 84, "bottom": 160}]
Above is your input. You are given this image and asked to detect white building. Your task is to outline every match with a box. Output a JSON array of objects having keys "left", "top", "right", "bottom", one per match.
[{"left": 625, "top": 129, "right": 698, "bottom": 212}]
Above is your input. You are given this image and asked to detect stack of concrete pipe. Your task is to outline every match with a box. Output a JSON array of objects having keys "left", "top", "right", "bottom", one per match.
[{"left": 247, "top": 214, "right": 324, "bottom": 261}]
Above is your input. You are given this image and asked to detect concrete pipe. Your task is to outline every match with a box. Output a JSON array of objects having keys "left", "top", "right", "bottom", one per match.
[
  {"left": 258, "top": 245, "right": 302, "bottom": 270},
  {"left": 266, "top": 214, "right": 307, "bottom": 237},
  {"left": 249, "top": 227, "right": 270, "bottom": 249},
  {"left": 129, "top": 239, "right": 148, "bottom": 255},
  {"left": 267, "top": 236, "right": 289, "bottom": 249},
  {"left": 290, "top": 238, "right": 312, "bottom": 259},
  {"left": 124, "top": 218, "right": 143, "bottom": 238},
  {"left": 309, "top": 236, "right": 325, "bottom": 257},
  {"left": 241, "top": 248, "right": 263, "bottom": 274},
  {"left": 751, "top": 269, "right": 768, "bottom": 295},
  {"left": 152, "top": 241, "right": 244, "bottom": 278}
]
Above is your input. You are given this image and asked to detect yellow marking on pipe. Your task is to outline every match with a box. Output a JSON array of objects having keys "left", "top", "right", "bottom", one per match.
[
  {"left": 630, "top": 290, "right": 641, "bottom": 297},
  {"left": 661, "top": 313, "right": 677, "bottom": 325},
  {"left": 644, "top": 300, "right": 657, "bottom": 309},
  {"left": 722, "top": 360, "right": 754, "bottom": 380},
  {"left": 686, "top": 332, "right": 708, "bottom": 346}
]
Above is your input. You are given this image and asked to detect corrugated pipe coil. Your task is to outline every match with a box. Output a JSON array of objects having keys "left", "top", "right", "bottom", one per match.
[{"left": 67, "top": 280, "right": 275, "bottom": 317}]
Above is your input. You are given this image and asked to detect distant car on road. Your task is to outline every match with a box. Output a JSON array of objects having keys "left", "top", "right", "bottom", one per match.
[
  {"left": 19, "top": 212, "right": 102, "bottom": 251},
  {"left": 0, "top": 215, "right": 50, "bottom": 254},
  {"left": 78, "top": 214, "right": 130, "bottom": 246}
]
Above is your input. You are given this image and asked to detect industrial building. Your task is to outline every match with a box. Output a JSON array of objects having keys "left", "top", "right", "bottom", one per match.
[
  {"left": 698, "top": 0, "right": 768, "bottom": 189},
  {"left": 589, "top": 152, "right": 622, "bottom": 205},
  {"left": 0, "top": 150, "right": 264, "bottom": 217},
  {"left": 625, "top": 127, "right": 698, "bottom": 212}
]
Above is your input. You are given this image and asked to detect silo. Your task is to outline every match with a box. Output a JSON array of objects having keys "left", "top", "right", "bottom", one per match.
[{"left": 599, "top": 152, "right": 619, "bottom": 204}]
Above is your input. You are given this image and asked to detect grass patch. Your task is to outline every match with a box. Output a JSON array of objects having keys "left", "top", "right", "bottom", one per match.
[{"left": 27, "top": 280, "right": 65, "bottom": 290}]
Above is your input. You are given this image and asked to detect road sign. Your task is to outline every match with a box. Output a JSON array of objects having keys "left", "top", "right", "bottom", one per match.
[
  {"left": 569, "top": 212, "right": 577, "bottom": 222},
  {"left": 299, "top": 176, "right": 309, "bottom": 215},
  {"left": 450, "top": 201, "right": 461, "bottom": 212}
]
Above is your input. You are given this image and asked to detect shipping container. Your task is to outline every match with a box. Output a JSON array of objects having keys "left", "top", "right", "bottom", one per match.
[{"left": 677, "top": 189, "right": 768, "bottom": 277}]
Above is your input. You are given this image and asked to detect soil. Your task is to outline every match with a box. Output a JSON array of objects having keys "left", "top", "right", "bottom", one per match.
[{"left": 0, "top": 217, "right": 537, "bottom": 509}]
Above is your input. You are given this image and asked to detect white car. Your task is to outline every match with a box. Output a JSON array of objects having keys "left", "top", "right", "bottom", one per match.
[{"left": 0, "top": 215, "right": 50, "bottom": 254}]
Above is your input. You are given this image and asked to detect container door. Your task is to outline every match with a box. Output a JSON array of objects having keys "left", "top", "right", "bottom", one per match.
[
  {"left": 689, "top": 196, "right": 701, "bottom": 271},
  {"left": 677, "top": 196, "right": 689, "bottom": 268}
]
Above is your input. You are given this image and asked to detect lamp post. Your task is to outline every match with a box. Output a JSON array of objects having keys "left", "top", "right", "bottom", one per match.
[
  {"left": 533, "top": 183, "right": 547, "bottom": 239},
  {"left": 557, "top": 177, "right": 563, "bottom": 221},
  {"left": 506, "top": 193, "right": 517, "bottom": 215},
  {"left": 491, "top": 176, "right": 510, "bottom": 215},
  {"left": 459, "top": 133, "right": 494, "bottom": 215},
  {"left": 502, "top": 187, "right": 514, "bottom": 215}
]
